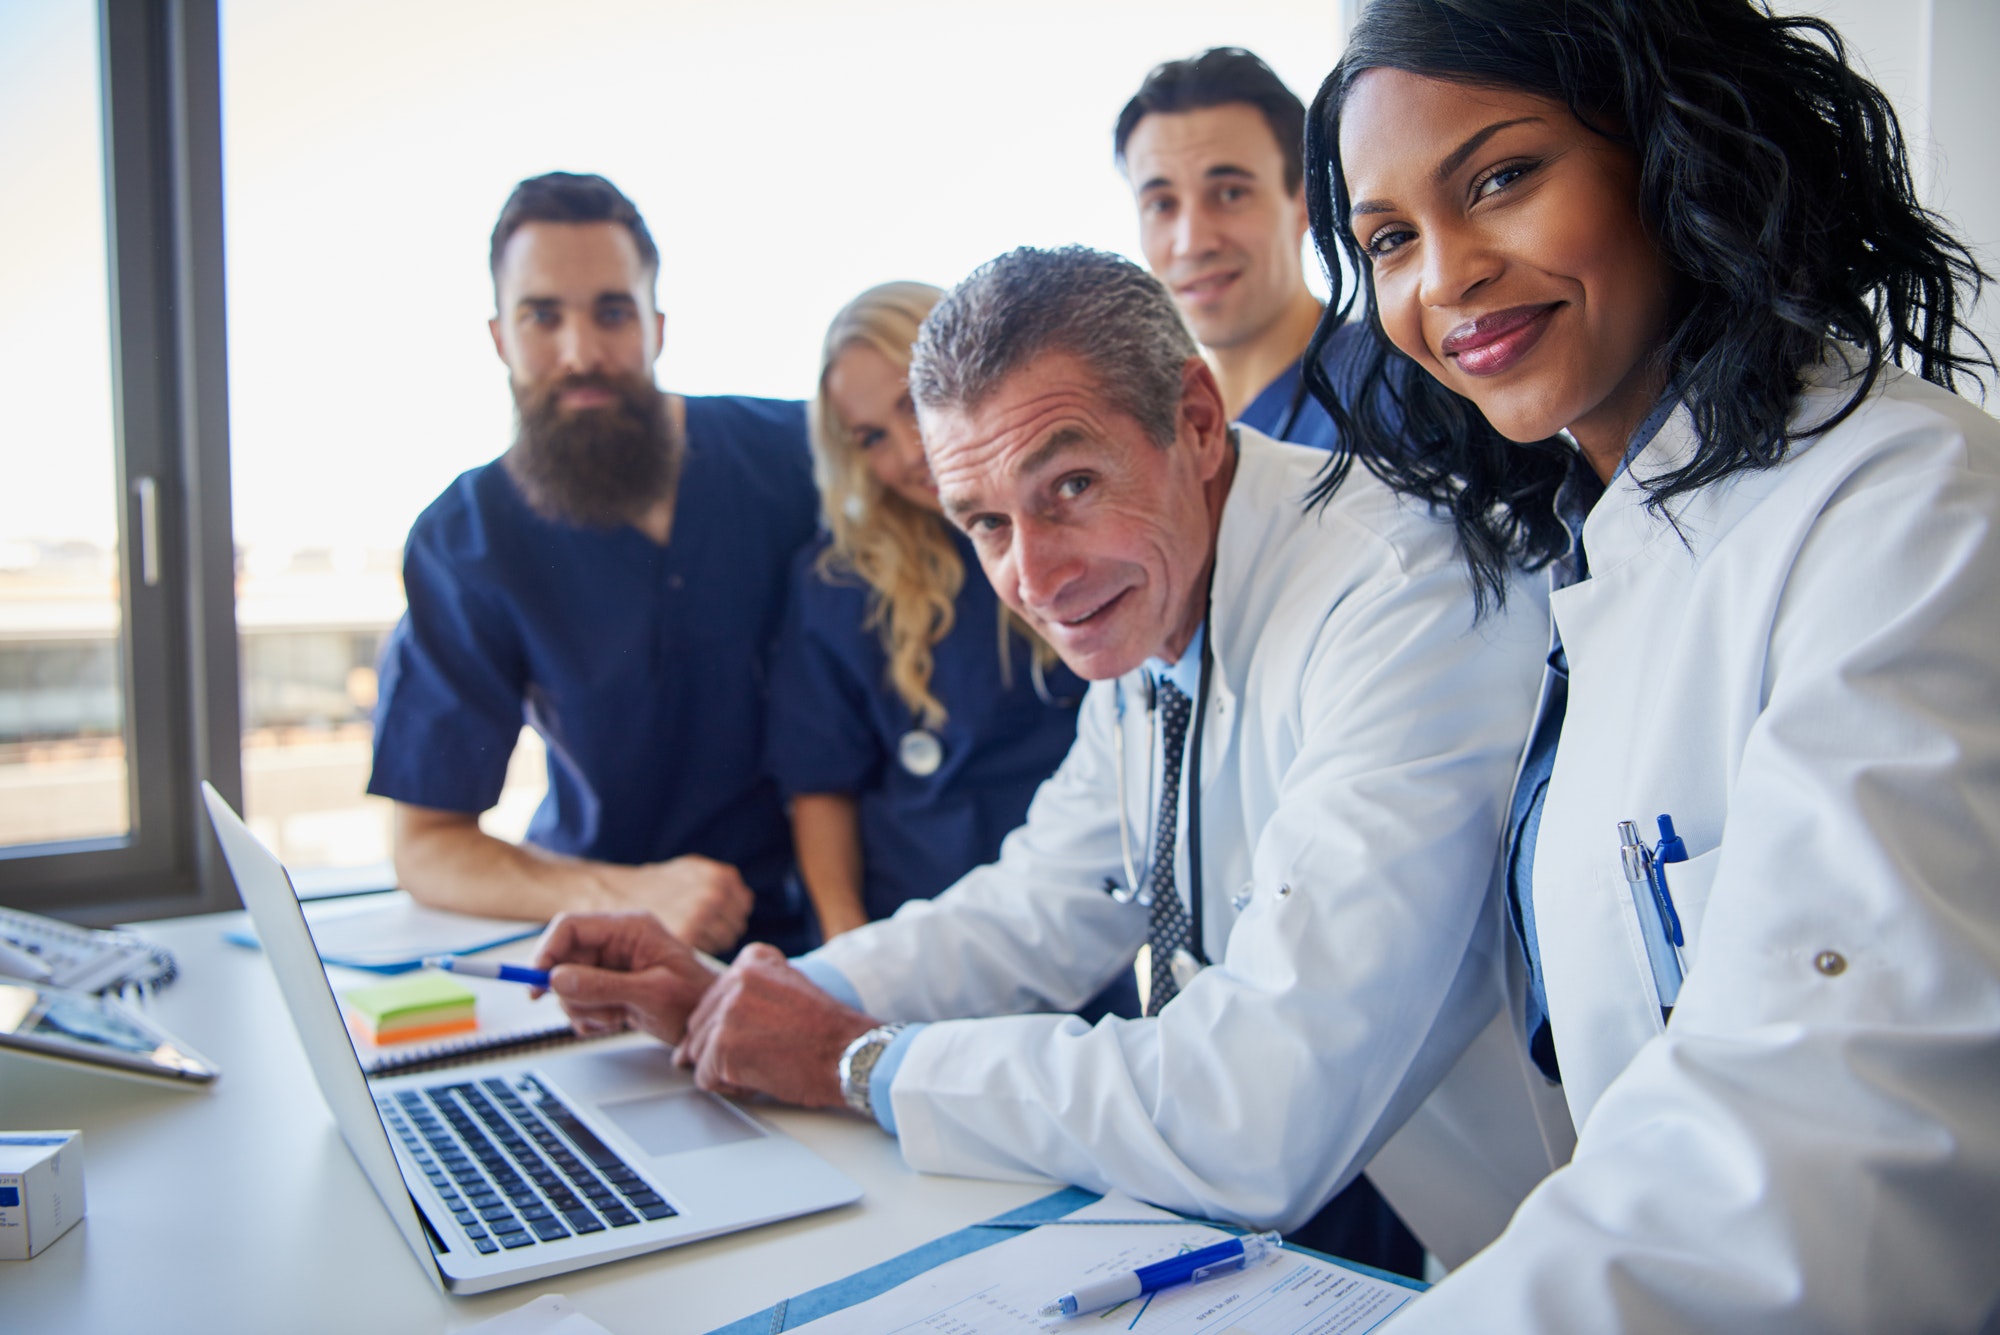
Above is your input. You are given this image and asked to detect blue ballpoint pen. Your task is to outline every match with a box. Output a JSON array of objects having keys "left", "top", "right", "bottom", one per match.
[
  {"left": 1038, "top": 1231, "right": 1284, "bottom": 1318},
  {"left": 1650, "top": 814, "right": 1688, "bottom": 949},
  {"left": 422, "top": 956, "right": 551, "bottom": 988},
  {"left": 1617, "top": 820, "right": 1683, "bottom": 1009}
]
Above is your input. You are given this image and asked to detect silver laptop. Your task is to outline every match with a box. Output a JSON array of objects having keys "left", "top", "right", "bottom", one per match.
[{"left": 204, "top": 783, "right": 861, "bottom": 1295}]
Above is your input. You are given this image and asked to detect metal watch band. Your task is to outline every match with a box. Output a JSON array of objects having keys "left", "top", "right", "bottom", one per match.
[{"left": 837, "top": 1023, "right": 907, "bottom": 1119}]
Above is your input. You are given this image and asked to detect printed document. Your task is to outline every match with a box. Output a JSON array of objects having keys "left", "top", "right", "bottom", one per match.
[{"left": 788, "top": 1191, "right": 1417, "bottom": 1334}]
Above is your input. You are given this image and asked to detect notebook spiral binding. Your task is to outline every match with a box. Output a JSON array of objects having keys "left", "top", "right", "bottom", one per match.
[{"left": 360, "top": 1020, "right": 599, "bottom": 1078}]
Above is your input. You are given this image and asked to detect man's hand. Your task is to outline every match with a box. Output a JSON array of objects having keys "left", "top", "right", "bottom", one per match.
[
  {"left": 532, "top": 911, "right": 719, "bottom": 1045},
  {"left": 601, "top": 855, "right": 755, "bottom": 956},
  {"left": 676, "top": 944, "right": 878, "bottom": 1109}
]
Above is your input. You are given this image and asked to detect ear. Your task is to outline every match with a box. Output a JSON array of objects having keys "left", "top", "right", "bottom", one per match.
[
  {"left": 488, "top": 315, "right": 507, "bottom": 366},
  {"left": 649, "top": 309, "right": 666, "bottom": 366},
  {"left": 1178, "top": 355, "right": 1231, "bottom": 479}
]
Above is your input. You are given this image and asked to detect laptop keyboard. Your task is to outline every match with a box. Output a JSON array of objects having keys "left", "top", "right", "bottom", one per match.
[{"left": 377, "top": 1075, "right": 678, "bottom": 1255}]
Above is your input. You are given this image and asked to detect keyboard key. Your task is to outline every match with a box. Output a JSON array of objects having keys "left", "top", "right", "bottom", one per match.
[
  {"left": 601, "top": 1206, "right": 638, "bottom": 1227},
  {"left": 478, "top": 1205, "right": 515, "bottom": 1223},
  {"left": 453, "top": 1210, "right": 477, "bottom": 1227},
  {"left": 636, "top": 1201, "right": 678, "bottom": 1221},
  {"left": 530, "top": 1216, "right": 570, "bottom": 1242},
  {"left": 563, "top": 1208, "right": 605, "bottom": 1234},
  {"left": 473, "top": 1237, "right": 499, "bottom": 1254},
  {"left": 498, "top": 1231, "right": 537, "bottom": 1249}
]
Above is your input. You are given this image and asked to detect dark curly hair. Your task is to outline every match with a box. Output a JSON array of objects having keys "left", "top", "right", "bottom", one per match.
[{"left": 1300, "top": 0, "right": 1992, "bottom": 612}]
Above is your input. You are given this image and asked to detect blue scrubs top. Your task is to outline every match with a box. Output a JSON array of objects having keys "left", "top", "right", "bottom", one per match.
[
  {"left": 1235, "top": 320, "right": 1372, "bottom": 450},
  {"left": 368, "top": 395, "right": 818, "bottom": 949},
  {"left": 765, "top": 526, "right": 1087, "bottom": 923}
]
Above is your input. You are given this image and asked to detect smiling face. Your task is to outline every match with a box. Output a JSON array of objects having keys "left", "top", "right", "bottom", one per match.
[
  {"left": 1125, "top": 103, "right": 1309, "bottom": 352},
  {"left": 1338, "top": 69, "right": 1674, "bottom": 472},
  {"left": 923, "top": 350, "right": 1231, "bottom": 680},
  {"left": 825, "top": 342, "right": 940, "bottom": 513}
]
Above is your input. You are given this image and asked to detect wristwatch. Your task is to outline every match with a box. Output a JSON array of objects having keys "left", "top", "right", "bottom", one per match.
[{"left": 837, "top": 1023, "right": 907, "bottom": 1120}]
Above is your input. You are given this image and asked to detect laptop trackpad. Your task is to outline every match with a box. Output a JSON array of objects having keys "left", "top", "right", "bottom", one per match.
[{"left": 600, "top": 1090, "right": 765, "bottom": 1156}]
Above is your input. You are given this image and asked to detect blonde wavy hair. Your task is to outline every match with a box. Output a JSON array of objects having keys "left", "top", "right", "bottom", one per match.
[{"left": 810, "top": 282, "right": 1055, "bottom": 730}]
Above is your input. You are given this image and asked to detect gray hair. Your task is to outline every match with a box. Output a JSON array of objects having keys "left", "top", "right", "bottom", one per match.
[{"left": 908, "top": 246, "right": 1196, "bottom": 446}]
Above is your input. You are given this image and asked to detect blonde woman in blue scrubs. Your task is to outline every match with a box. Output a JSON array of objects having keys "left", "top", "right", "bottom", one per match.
[{"left": 766, "top": 284, "right": 1108, "bottom": 980}]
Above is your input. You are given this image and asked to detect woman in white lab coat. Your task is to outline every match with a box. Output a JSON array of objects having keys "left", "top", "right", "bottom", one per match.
[{"left": 1299, "top": 0, "right": 2000, "bottom": 1329}]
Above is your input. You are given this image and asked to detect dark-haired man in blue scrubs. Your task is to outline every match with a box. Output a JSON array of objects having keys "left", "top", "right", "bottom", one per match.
[
  {"left": 1116, "top": 48, "right": 1365, "bottom": 448},
  {"left": 367, "top": 172, "right": 815, "bottom": 956}
]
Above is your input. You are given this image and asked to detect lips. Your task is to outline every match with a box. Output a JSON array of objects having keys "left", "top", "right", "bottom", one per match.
[
  {"left": 1044, "top": 586, "right": 1129, "bottom": 634},
  {"left": 1440, "top": 303, "right": 1561, "bottom": 377},
  {"left": 1174, "top": 270, "right": 1238, "bottom": 303}
]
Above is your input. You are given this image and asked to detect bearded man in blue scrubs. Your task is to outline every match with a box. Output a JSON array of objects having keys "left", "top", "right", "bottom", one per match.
[
  {"left": 367, "top": 172, "right": 816, "bottom": 957},
  {"left": 1115, "top": 48, "right": 1364, "bottom": 448}
]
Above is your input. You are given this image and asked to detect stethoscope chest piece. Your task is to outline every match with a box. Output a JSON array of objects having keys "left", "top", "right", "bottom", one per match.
[{"left": 898, "top": 729, "right": 944, "bottom": 777}]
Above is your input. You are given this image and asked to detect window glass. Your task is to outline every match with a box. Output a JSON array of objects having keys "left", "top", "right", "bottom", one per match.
[
  {"left": 0, "top": 0, "right": 127, "bottom": 851},
  {"left": 220, "top": 0, "right": 1338, "bottom": 880}
]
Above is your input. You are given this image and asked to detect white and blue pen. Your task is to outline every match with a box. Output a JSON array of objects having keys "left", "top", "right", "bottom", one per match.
[
  {"left": 1039, "top": 1231, "right": 1283, "bottom": 1318},
  {"left": 422, "top": 956, "right": 550, "bottom": 988},
  {"left": 1617, "top": 819, "right": 1683, "bottom": 1009}
]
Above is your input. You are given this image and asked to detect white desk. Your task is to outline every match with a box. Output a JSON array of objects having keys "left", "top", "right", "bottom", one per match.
[{"left": 0, "top": 912, "right": 1050, "bottom": 1334}]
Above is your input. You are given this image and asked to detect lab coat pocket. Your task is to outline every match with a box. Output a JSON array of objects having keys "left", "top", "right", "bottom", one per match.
[{"left": 1656, "top": 847, "right": 1720, "bottom": 971}]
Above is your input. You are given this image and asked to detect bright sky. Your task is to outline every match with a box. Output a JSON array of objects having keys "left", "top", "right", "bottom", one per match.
[{"left": 0, "top": 0, "right": 1347, "bottom": 556}]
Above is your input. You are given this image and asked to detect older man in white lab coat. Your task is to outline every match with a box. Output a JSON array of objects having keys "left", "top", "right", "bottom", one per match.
[{"left": 534, "top": 246, "right": 1559, "bottom": 1260}]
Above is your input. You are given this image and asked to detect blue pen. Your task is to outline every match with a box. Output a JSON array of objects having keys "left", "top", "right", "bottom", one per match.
[
  {"left": 1618, "top": 820, "right": 1683, "bottom": 1009},
  {"left": 1650, "top": 814, "right": 1687, "bottom": 948},
  {"left": 422, "top": 956, "right": 550, "bottom": 988},
  {"left": 1038, "top": 1231, "right": 1283, "bottom": 1318}
]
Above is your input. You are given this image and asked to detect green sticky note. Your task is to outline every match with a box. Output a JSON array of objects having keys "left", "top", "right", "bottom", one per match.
[{"left": 342, "top": 974, "right": 477, "bottom": 1026}]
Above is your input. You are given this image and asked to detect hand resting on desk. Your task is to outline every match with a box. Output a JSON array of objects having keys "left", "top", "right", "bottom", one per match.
[
  {"left": 534, "top": 915, "right": 879, "bottom": 1111},
  {"left": 677, "top": 943, "right": 876, "bottom": 1109}
]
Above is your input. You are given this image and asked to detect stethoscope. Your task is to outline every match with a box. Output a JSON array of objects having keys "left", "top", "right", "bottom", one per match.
[
  {"left": 1106, "top": 607, "right": 1216, "bottom": 986},
  {"left": 895, "top": 644, "right": 1082, "bottom": 778}
]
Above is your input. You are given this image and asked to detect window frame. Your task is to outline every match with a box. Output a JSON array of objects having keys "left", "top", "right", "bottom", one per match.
[{"left": 0, "top": 0, "right": 242, "bottom": 925}]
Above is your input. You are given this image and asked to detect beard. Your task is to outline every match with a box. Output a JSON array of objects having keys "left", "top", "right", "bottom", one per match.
[{"left": 501, "top": 370, "right": 682, "bottom": 529}]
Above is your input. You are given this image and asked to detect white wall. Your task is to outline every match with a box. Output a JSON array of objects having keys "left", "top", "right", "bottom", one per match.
[
  {"left": 1795, "top": 0, "right": 1997, "bottom": 403},
  {"left": 1930, "top": 0, "right": 2000, "bottom": 375}
]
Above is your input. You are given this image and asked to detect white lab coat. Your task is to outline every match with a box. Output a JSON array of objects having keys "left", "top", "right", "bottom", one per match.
[
  {"left": 1387, "top": 358, "right": 2000, "bottom": 1333},
  {"left": 810, "top": 429, "right": 1560, "bottom": 1246}
]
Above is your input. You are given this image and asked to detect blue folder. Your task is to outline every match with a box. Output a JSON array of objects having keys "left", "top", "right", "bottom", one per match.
[{"left": 705, "top": 1187, "right": 1423, "bottom": 1334}]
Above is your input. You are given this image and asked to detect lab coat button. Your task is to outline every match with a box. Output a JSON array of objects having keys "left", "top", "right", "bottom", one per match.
[
  {"left": 1814, "top": 950, "right": 1848, "bottom": 977},
  {"left": 1275, "top": 882, "right": 1292, "bottom": 898},
  {"left": 1230, "top": 883, "right": 1253, "bottom": 911}
]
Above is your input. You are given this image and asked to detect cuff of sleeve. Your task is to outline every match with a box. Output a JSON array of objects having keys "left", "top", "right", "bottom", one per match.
[
  {"left": 870, "top": 1023, "right": 926, "bottom": 1135},
  {"left": 791, "top": 954, "right": 863, "bottom": 1011}
]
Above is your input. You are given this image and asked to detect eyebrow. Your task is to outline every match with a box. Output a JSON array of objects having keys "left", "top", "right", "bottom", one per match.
[
  {"left": 511, "top": 292, "right": 641, "bottom": 319},
  {"left": 1139, "top": 163, "right": 1256, "bottom": 194},
  {"left": 940, "top": 425, "right": 1092, "bottom": 520},
  {"left": 1348, "top": 115, "right": 1545, "bottom": 218}
]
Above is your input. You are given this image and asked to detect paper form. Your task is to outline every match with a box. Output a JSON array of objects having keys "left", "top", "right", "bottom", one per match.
[
  {"left": 786, "top": 1192, "right": 1417, "bottom": 1335},
  {"left": 457, "top": 1293, "right": 615, "bottom": 1335}
]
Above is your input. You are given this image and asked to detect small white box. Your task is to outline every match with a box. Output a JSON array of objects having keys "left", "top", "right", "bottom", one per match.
[{"left": 0, "top": 1130, "right": 85, "bottom": 1260}]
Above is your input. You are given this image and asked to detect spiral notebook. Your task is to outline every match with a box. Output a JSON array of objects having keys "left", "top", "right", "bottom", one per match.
[{"left": 355, "top": 1016, "right": 599, "bottom": 1076}]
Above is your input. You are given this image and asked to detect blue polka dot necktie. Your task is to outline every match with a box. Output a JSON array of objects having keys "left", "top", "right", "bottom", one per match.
[{"left": 1145, "top": 679, "right": 1195, "bottom": 1015}]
